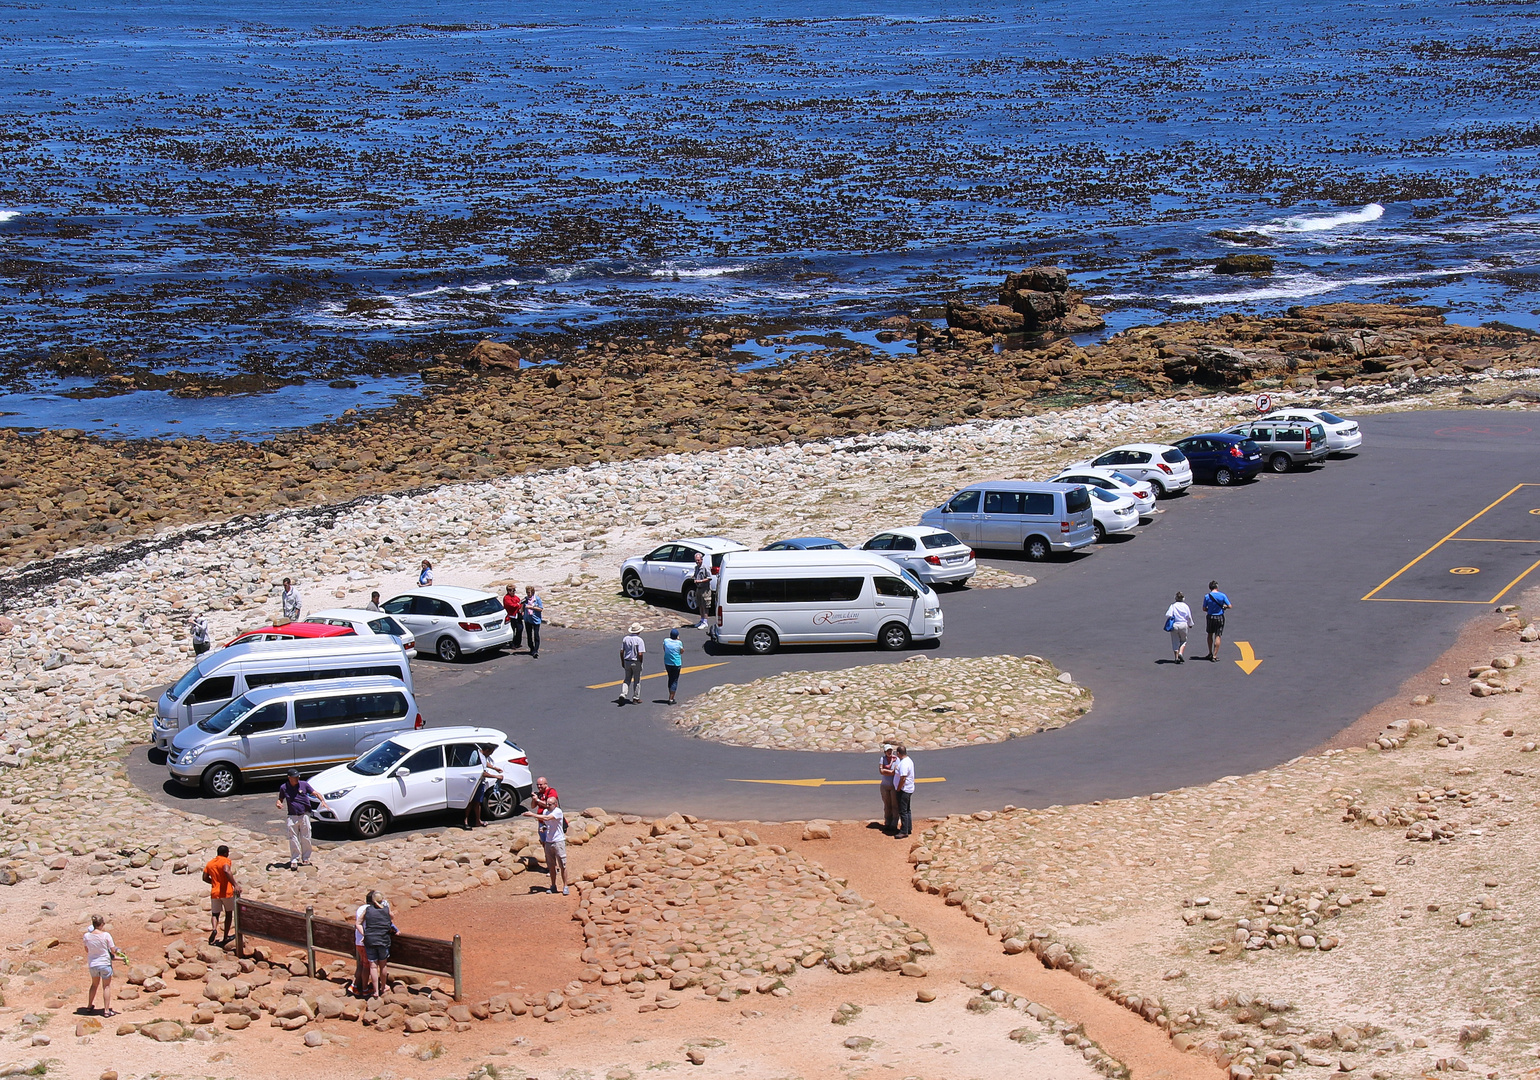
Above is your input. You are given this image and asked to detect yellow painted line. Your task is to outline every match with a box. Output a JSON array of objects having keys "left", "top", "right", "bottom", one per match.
[
  {"left": 1362, "top": 483, "right": 1536, "bottom": 602},
  {"left": 1363, "top": 597, "right": 1493, "bottom": 605},
  {"left": 728, "top": 777, "right": 947, "bottom": 788},
  {"left": 1234, "top": 641, "right": 1263, "bottom": 675},
  {"left": 1488, "top": 556, "right": 1540, "bottom": 604},
  {"left": 586, "top": 662, "right": 729, "bottom": 689},
  {"left": 1448, "top": 537, "right": 1540, "bottom": 543}
]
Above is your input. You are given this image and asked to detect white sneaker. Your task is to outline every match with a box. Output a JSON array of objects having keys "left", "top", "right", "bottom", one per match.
[{"left": 562, "top": 886, "right": 570, "bottom": 895}]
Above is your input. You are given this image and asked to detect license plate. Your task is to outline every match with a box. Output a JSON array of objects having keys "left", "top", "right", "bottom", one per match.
[
  {"left": 944, "top": 556, "right": 964, "bottom": 565},
  {"left": 1248, "top": 455, "right": 1260, "bottom": 460}
]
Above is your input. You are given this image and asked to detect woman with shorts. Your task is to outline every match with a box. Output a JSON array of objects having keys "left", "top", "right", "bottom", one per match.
[
  {"left": 463, "top": 746, "right": 505, "bottom": 829},
  {"left": 357, "top": 891, "right": 398, "bottom": 998},
  {"left": 83, "top": 914, "right": 123, "bottom": 1016}
]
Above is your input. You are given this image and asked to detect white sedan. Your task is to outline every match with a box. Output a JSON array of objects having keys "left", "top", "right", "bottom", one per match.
[
  {"left": 862, "top": 526, "right": 976, "bottom": 587},
  {"left": 1085, "top": 487, "right": 1141, "bottom": 541},
  {"left": 309, "top": 725, "right": 534, "bottom": 839},
  {"left": 1086, "top": 443, "right": 1194, "bottom": 497},
  {"left": 1050, "top": 466, "right": 1159, "bottom": 519},
  {"left": 308, "top": 608, "right": 418, "bottom": 659},
  {"left": 620, "top": 536, "right": 748, "bottom": 615},
  {"left": 1259, "top": 408, "right": 1362, "bottom": 453}
]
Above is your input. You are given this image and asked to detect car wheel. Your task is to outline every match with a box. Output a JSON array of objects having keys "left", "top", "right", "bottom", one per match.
[
  {"left": 682, "top": 585, "right": 699, "bottom": 614},
  {"left": 1269, "top": 453, "right": 1291, "bottom": 473},
  {"left": 879, "top": 622, "right": 912, "bottom": 651},
  {"left": 1147, "top": 480, "right": 1167, "bottom": 499},
  {"left": 622, "top": 573, "right": 646, "bottom": 600},
  {"left": 1093, "top": 521, "right": 1107, "bottom": 542},
  {"left": 200, "top": 762, "right": 239, "bottom": 798},
  {"left": 1024, "top": 536, "right": 1051, "bottom": 561},
  {"left": 1214, "top": 467, "right": 1234, "bottom": 486},
  {"left": 436, "top": 635, "right": 462, "bottom": 662},
  {"left": 483, "top": 785, "right": 517, "bottom": 821},
  {"left": 350, "top": 803, "right": 390, "bottom": 840},
  {"left": 746, "top": 627, "right": 779, "bottom": 655}
]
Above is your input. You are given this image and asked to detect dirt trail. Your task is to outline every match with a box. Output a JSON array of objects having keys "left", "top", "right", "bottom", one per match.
[{"left": 761, "top": 821, "right": 1223, "bottom": 1080}]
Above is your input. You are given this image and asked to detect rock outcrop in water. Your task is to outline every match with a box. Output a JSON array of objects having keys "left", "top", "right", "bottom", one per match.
[{"left": 945, "top": 265, "right": 1106, "bottom": 336}]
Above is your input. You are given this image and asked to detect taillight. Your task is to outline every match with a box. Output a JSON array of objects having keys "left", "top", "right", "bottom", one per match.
[
  {"left": 1305, "top": 434, "right": 1313, "bottom": 449},
  {"left": 1157, "top": 463, "right": 1173, "bottom": 474},
  {"left": 458, "top": 621, "right": 482, "bottom": 632},
  {"left": 509, "top": 755, "right": 528, "bottom": 765},
  {"left": 1060, "top": 520, "right": 1071, "bottom": 533},
  {"left": 1228, "top": 445, "right": 1242, "bottom": 458},
  {"left": 716, "top": 606, "right": 724, "bottom": 628},
  {"left": 925, "top": 555, "right": 942, "bottom": 565},
  {"left": 413, "top": 713, "right": 425, "bottom": 729}
]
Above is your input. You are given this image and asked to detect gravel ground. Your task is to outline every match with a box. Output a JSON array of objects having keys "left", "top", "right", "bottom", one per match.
[{"left": 677, "top": 654, "right": 1088, "bottom": 752}]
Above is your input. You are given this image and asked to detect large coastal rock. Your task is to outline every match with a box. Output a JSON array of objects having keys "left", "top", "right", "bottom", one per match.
[{"left": 946, "top": 265, "right": 1105, "bottom": 336}]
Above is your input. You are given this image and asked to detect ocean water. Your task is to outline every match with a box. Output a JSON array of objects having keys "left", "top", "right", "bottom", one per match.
[{"left": 2, "top": 0, "right": 1539, "bottom": 436}]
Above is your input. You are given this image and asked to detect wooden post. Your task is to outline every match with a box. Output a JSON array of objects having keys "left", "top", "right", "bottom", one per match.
[
  {"left": 233, "top": 900, "right": 243, "bottom": 959},
  {"left": 304, "top": 906, "right": 316, "bottom": 978},
  {"left": 452, "top": 935, "right": 463, "bottom": 1002}
]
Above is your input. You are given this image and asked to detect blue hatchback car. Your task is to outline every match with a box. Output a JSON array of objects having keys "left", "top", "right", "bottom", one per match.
[{"left": 1173, "top": 434, "right": 1264, "bottom": 485}]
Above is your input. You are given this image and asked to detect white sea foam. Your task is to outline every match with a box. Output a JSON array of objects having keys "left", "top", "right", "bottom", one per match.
[
  {"left": 647, "top": 263, "right": 744, "bottom": 279},
  {"left": 0, "top": 210, "right": 19, "bottom": 223},
  {"left": 1096, "top": 263, "right": 1480, "bottom": 307},
  {"left": 1259, "top": 203, "right": 1384, "bottom": 236}
]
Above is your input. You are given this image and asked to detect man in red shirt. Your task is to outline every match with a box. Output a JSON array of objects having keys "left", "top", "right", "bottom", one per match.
[
  {"left": 202, "top": 844, "right": 241, "bottom": 945},
  {"left": 533, "top": 776, "right": 558, "bottom": 811},
  {"left": 502, "top": 585, "right": 523, "bottom": 650}
]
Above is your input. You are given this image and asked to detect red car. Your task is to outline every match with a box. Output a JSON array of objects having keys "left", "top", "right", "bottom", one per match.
[{"left": 224, "top": 621, "right": 356, "bottom": 648}]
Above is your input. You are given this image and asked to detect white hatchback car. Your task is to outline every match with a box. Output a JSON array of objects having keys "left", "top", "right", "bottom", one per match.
[
  {"left": 1087, "top": 444, "right": 1194, "bottom": 497},
  {"left": 861, "top": 526, "right": 977, "bottom": 586},
  {"left": 308, "top": 608, "right": 418, "bottom": 659},
  {"left": 308, "top": 725, "right": 534, "bottom": 839},
  {"left": 1050, "top": 466, "right": 1159, "bottom": 519},
  {"left": 1259, "top": 408, "right": 1362, "bottom": 453},
  {"left": 1086, "top": 487, "right": 1141, "bottom": 541},
  {"left": 620, "top": 536, "right": 748, "bottom": 615},
  {"left": 379, "top": 586, "right": 514, "bottom": 662}
]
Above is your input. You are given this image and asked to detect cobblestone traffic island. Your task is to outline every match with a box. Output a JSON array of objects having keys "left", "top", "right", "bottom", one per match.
[{"left": 673, "top": 654, "right": 1090, "bottom": 752}]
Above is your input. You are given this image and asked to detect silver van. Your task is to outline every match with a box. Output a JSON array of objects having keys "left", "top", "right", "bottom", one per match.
[
  {"left": 167, "top": 676, "right": 422, "bottom": 797},
  {"left": 152, "top": 638, "right": 413, "bottom": 751},
  {"left": 920, "top": 481, "right": 1096, "bottom": 560},
  {"left": 1223, "top": 421, "right": 1329, "bottom": 472}
]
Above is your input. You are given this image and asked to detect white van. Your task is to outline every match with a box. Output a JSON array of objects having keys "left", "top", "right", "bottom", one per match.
[
  {"left": 712, "top": 550, "right": 944, "bottom": 654},
  {"left": 152, "top": 638, "right": 413, "bottom": 751}
]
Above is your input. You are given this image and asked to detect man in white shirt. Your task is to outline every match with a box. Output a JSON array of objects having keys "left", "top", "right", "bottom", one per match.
[
  {"left": 280, "top": 578, "right": 302, "bottom": 622},
  {"left": 620, "top": 624, "right": 646, "bottom": 704},
  {"left": 892, "top": 744, "right": 915, "bottom": 839}
]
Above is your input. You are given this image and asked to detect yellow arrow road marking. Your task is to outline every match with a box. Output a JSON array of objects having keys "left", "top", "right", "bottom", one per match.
[
  {"left": 728, "top": 777, "right": 948, "bottom": 788},
  {"left": 1234, "top": 641, "right": 1263, "bottom": 675},
  {"left": 586, "top": 662, "right": 730, "bottom": 689}
]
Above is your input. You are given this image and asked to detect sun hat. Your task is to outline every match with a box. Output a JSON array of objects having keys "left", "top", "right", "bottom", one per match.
[{"left": 629, "top": 623, "right": 643, "bottom": 633}]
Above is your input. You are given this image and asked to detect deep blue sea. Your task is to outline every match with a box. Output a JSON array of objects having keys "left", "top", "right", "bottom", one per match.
[{"left": 2, "top": 0, "right": 1539, "bottom": 437}]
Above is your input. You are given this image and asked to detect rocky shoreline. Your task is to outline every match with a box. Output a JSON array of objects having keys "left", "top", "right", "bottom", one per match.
[{"left": 2, "top": 300, "right": 1536, "bottom": 572}]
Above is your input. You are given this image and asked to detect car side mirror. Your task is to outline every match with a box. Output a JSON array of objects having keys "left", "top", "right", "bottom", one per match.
[
  {"left": 235, "top": 722, "right": 255, "bottom": 736},
  {"left": 395, "top": 768, "right": 411, "bottom": 778}
]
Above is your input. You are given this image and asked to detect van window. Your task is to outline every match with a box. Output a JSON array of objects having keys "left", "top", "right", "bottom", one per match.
[
  {"left": 984, "top": 492, "right": 1021, "bottom": 514},
  {"left": 447, "top": 744, "right": 483, "bottom": 768},
  {"left": 463, "top": 598, "right": 504, "bottom": 619},
  {"left": 1278, "top": 429, "right": 1303, "bottom": 443},
  {"left": 945, "top": 490, "right": 981, "bottom": 514},
  {"left": 296, "top": 696, "right": 349, "bottom": 728},
  {"left": 1064, "top": 487, "right": 1091, "bottom": 514},
  {"left": 246, "top": 668, "right": 314, "bottom": 689},
  {"left": 199, "top": 694, "right": 257, "bottom": 734},
  {"left": 1023, "top": 492, "right": 1055, "bottom": 515},
  {"left": 874, "top": 576, "right": 918, "bottom": 598},
  {"left": 399, "top": 745, "right": 443, "bottom": 773},
  {"left": 334, "top": 664, "right": 406, "bottom": 682},
  {"left": 347, "top": 692, "right": 409, "bottom": 721},
  {"left": 170, "top": 662, "right": 208, "bottom": 701},
  {"left": 185, "top": 675, "right": 236, "bottom": 706},
  {"left": 238, "top": 702, "right": 288, "bottom": 735},
  {"left": 725, "top": 577, "right": 865, "bottom": 604}
]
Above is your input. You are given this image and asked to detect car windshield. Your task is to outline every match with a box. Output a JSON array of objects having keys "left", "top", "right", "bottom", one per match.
[
  {"left": 899, "top": 568, "right": 931, "bottom": 594},
  {"left": 170, "top": 660, "right": 208, "bottom": 701},
  {"left": 463, "top": 597, "right": 503, "bottom": 618},
  {"left": 1317, "top": 412, "right": 1346, "bottom": 424},
  {"left": 921, "top": 532, "right": 962, "bottom": 549},
  {"left": 1090, "top": 487, "right": 1119, "bottom": 503},
  {"left": 349, "top": 739, "right": 410, "bottom": 776},
  {"left": 1110, "top": 471, "right": 1140, "bottom": 487},
  {"left": 1161, "top": 449, "right": 1187, "bottom": 464},
  {"left": 198, "top": 693, "right": 257, "bottom": 735}
]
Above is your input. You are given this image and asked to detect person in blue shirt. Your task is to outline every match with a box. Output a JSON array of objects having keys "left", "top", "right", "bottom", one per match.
[
  {"left": 663, "top": 629, "right": 684, "bottom": 705},
  {"left": 1202, "top": 580, "right": 1231, "bottom": 662}
]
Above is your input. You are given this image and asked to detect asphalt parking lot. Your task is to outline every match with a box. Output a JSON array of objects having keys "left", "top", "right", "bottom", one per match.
[{"left": 128, "top": 408, "right": 1540, "bottom": 833}]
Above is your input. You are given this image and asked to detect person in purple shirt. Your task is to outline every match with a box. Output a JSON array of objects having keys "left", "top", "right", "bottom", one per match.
[{"left": 275, "top": 769, "right": 331, "bottom": 869}]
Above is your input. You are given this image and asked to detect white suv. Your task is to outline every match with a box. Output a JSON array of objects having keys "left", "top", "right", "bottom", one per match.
[
  {"left": 621, "top": 536, "right": 748, "bottom": 615},
  {"left": 1258, "top": 408, "right": 1362, "bottom": 453},
  {"left": 308, "top": 608, "right": 418, "bottom": 659},
  {"left": 1086, "top": 443, "right": 1194, "bottom": 497},
  {"left": 380, "top": 586, "right": 514, "bottom": 662}
]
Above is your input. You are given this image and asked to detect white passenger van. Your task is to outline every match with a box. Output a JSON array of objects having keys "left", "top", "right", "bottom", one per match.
[
  {"left": 152, "top": 638, "right": 414, "bottom": 751},
  {"left": 711, "top": 551, "right": 944, "bottom": 654}
]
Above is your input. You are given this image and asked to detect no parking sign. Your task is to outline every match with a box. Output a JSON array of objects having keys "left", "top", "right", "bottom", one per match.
[{"left": 1255, "top": 393, "right": 1272, "bottom": 413}]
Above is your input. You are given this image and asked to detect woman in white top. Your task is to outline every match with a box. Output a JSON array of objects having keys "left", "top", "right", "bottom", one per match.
[
  {"left": 1165, "top": 591, "right": 1194, "bottom": 663},
  {"left": 418, "top": 559, "right": 434, "bottom": 587},
  {"left": 83, "top": 913, "right": 122, "bottom": 1016}
]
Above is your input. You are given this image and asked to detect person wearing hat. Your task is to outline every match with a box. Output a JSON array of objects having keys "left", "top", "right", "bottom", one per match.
[
  {"left": 663, "top": 628, "right": 684, "bottom": 705},
  {"left": 275, "top": 769, "right": 331, "bottom": 868},
  {"left": 620, "top": 623, "right": 647, "bottom": 704}
]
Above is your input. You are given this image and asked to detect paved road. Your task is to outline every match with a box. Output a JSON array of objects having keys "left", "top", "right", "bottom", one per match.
[{"left": 129, "top": 408, "right": 1540, "bottom": 835}]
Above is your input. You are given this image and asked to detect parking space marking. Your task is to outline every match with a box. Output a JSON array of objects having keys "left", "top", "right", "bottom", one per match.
[
  {"left": 585, "top": 662, "right": 729, "bottom": 689},
  {"left": 1364, "top": 483, "right": 1540, "bottom": 604}
]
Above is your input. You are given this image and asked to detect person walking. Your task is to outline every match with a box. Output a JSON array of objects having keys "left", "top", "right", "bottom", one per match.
[
  {"left": 502, "top": 585, "right": 523, "bottom": 650},
  {"left": 202, "top": 844, "right": 241, "bottom": 945},
  {"left": 418, "top": 559, "right": 434, "bottom": 587},
  {"left": 535, "top": 798, "right": 571, "bottom": 895},
  {"left": 878, "top": 745, "right": 898, "bottom": 834},
  {"left": 275, "top": 769, "right": 331, "bottom": 869},
  {"left": 620, "top": 623, "right": 646, "bottom": 703},
  {"left": 891, "top": 744, "right": 915, "bottom": 839},
  {"left": 83, "top": 914, "right": 124, "bottom": 1017},
  {"left": 1164, "top": 591, "right": 1195, "bottom": 663},
  {"left": 280, "top": 578, "right": 302, "bottom": 623},
  {"left": 1202, "top": 580, "right": 1232, "bottom": 662},
  {"left": 523, "top": 585, "right": 543, "bottom": 658},
  {"left": 189, "top": 613, "right": 211, "bottom": 657},
  {"left": 463, "top": 745, "right": 504, "bottom": 830},
  {"left": 690, "top": 552, "right": 712, "bottom": 630},
  {"left": 365, "top": 591, "right": 382, "bottom": 612},
  {"left": 357, "top": 891, "right": 398, "bottom": 998},
  {"left": 662, "top": 629, "right": 684, "bottom": 704},
  {"left": 351, "top": 895, "right": 371, "bottom": 997}
]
